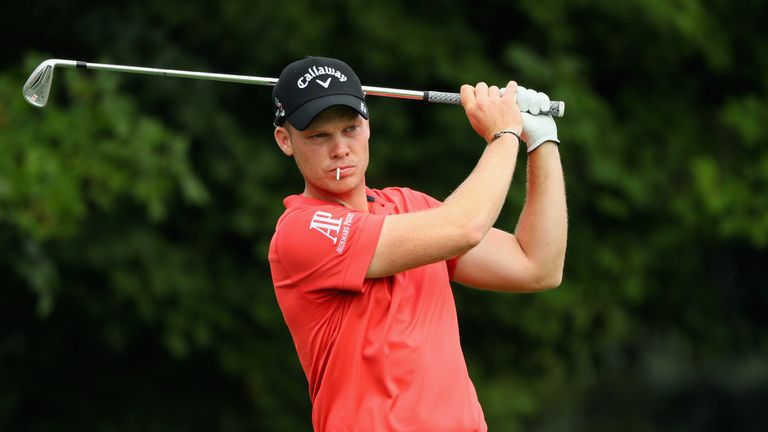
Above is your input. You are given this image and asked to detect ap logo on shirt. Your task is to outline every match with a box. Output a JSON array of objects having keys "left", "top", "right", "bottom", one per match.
[
  {"left": 309, "top": 211, "right": 354, "bottom": 254},
  {"left": 310, "top": 211, "right": 342, "bottom": 244}
]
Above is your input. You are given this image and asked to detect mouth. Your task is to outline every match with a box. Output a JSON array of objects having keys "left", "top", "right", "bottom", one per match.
[{"left": 330, "top": 166, "right": 354, "bottom": 179}]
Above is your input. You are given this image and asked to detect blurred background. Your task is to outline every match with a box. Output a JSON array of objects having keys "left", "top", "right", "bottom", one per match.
[{"left": 1, "top": 0, "right": 767, "bottom": 430}]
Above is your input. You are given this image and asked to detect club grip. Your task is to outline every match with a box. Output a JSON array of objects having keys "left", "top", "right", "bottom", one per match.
[
  {"left": 425, "top": 91, "right": 565, "bottom": 117},
  {"left": 426, "top": 91, "right": 463, "bottom": 105}
]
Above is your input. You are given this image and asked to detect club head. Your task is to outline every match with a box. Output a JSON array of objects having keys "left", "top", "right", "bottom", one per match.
[{"left": 23, "top": 60, "right": 55, "bottom": 107}]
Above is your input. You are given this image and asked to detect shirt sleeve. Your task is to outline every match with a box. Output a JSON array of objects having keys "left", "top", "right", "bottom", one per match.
[{"left": 272, "top": 206, "right": 385, "bottom": 294}]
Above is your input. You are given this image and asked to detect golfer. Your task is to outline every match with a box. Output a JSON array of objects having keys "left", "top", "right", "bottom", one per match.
[{"left": 268, "top": 56, "right": 567, "bottom": 431}]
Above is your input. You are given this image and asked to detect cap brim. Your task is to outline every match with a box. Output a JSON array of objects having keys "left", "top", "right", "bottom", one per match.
[{"left": 286, "top": 95, "right": 369, "bottom": 131}]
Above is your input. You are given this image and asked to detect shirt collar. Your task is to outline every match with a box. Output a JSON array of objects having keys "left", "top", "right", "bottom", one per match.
[{"left": 283, "top": 187, "right": 394, "bottom": 215}]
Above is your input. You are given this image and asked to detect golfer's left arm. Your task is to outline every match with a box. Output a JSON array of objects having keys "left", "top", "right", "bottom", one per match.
[{"left": 453, "top": 109, "right": 567, "bottom": 292}]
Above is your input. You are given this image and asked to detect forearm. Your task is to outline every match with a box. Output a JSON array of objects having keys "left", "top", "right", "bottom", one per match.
[
  {"left": 514, "top": 142, "right": 567, "bottom": 285},
  {"left": 367, "top": 81, "right": 524, "bottom": 278},
  {"left": 442, "top": 134, "right": 520, "bottom": 242}
]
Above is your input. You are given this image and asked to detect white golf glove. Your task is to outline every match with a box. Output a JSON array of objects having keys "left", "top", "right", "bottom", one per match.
[
  {"left": 488, "top": 85, "right": 558, "bottom": 152},
  {"left": 515, "top": 86, "right": 559, "bottom": 152},
  {"left": 516, "top": 86, "right": 551, "bottom": 115}
]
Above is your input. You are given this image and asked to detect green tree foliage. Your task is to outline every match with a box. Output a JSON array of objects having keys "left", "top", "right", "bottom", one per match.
[{"left": 1, "top": 0, "right": 767, "bottom": 430}]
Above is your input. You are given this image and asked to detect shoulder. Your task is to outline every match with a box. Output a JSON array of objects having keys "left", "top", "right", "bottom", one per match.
[
  {"left": 371, "top": 187, "right": 444, "bottom": 211},
  {"left": 269, "top": 200, "right": 386, "bottom": 292}
]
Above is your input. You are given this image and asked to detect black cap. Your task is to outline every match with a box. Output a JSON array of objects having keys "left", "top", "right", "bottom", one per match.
[{"left": 272, "top": 56, "right": 369, "bottom": 131}]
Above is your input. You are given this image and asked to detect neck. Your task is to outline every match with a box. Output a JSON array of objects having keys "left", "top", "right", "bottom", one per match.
[{"left": 303, "top": 182, "right": 369, "bottom": 212}]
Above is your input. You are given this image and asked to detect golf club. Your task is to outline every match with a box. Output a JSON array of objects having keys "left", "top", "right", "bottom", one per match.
[{"left": 23, "top": 59, "right": 565, "bottom": 117}]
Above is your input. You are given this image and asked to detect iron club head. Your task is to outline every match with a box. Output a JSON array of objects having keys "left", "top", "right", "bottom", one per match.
[{"left": 23, "top": 60, "right": 56, "bottom": 107}]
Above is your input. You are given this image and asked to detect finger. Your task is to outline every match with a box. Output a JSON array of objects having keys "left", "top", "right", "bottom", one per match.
[
  {"left": 518, "top": 87, "right": 534, "bottom": 113},
  {"left": 503, "top": 81, "right": 518, "bottom": 101},
  {"left": 526, "top": 88, "right": 541, "bottom": 115},
  {"left": 460, "top": 84, "right": 476, "bottom": 108},
  {"left": 515, "top": 85, "right": 526, "bottom": 107},
  {"left": 475, "top": 82, "right": 489, "bottom": 100},
  {"left": 538, "top": 91, "right": 551, "bottom": 114},
  {"left": 489, "top": 85, "right": 500, "bottom": 99}
]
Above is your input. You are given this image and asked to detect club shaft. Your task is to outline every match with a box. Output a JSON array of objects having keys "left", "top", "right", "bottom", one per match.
[
  {"left": 57, "top": 60, "right": 278, "bottom": 86},
  {"left": 76, "top": 61, "right": 430, "bottom": 100}
]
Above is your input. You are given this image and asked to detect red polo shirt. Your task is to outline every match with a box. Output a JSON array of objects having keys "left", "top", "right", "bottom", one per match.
[{"left": 269, "top": 187, "right": 486, "bottom": 432}]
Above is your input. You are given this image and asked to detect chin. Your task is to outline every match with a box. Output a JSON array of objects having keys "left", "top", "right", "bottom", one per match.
[
  {"left": 327, "top": 181, "right": 356, "bottom": 194},
  {"left": 327, "top": 177, "right": 361, "bottom": 194}
]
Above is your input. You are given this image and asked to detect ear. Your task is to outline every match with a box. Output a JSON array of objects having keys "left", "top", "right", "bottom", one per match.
[{"left": 274, "top": 126, "right": 293, "bottom": 156}]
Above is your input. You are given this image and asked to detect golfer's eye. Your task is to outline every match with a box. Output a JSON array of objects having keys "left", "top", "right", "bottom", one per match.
[{"left": 345, "top": 125, "right": 358, "bottom": 133}]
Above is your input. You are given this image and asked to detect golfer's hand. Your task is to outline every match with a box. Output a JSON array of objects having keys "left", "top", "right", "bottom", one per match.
[{"left": 461, "top": 81, "right": 523, "bottom": 144}]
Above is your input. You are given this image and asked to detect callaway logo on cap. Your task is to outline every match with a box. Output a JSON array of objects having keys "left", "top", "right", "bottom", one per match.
[{"left": 272, "top": 56, "right": 369, "bottom": 130}]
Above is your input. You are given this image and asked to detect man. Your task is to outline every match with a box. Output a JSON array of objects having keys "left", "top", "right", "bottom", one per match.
[{"left": 268, "top": 56, "right": 567, "bottom": 431}]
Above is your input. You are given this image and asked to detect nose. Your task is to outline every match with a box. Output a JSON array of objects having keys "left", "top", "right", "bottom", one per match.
[{"left": 330, "top": 136, "right": 351, "bottom": 159}]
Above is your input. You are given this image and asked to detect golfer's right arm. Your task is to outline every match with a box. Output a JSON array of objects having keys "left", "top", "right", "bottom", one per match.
[{"left": 366, "top": 81, "right": 522, "bottom": 279}]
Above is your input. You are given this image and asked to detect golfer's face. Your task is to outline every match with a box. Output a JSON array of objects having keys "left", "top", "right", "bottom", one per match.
[{"left": 290, "top": 107, "right": 370, "bottom": 196}]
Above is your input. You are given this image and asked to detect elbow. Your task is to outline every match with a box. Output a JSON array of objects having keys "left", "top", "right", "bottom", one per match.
[
  {"left": 440, "top": 204, "right": 490, "bottom": 254},
  {"left": 529, "top": 266, "right": 564, "bottom": 292},
  {"left": 443, "top": 221, "right": 486, "bottom": 258},
  {"left": 531, "top": 251, "right": 566, "bottom": 291},
  {"left": 467, "top": 226, "right": 486, "bottom": 250},
  {"left": 540, "top": 270, "right": 564, "bottom": 290},
  {"left": 460, "top": 221, "right": 486, "bottom": 252}
]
